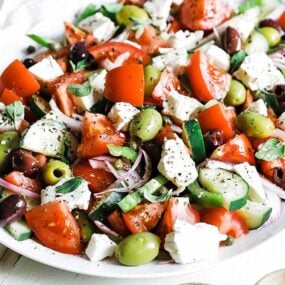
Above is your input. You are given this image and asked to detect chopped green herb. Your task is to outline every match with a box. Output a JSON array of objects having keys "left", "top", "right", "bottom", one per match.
[
  {"left": 259, "top": 90, "right": 281, "bottom": 116},
  {"left": 230, "top": 50, "right": 247, "bottom": 73},
  {"left": 27, "top": 34, "right": 61, "bottom": 50},
  {"left": 70, "top": 58, "right": 89, "bottom": 71},
  {"left": 237, "top": 0, "right": 263, "bottom": 14},
  {"left": 130, "top": 17, "right": 151, "bottom": 38},
  {"left": 56, "top": 177, "right": 84, "bottom": 194},
  {"left": 67, "top": 83, "right": 92, "bottom": 97},
  {"left": 100, "top": 3, "right": 123, "bottom": 21},
  {"left": 75, "top": 4, "right": 98, "bottom": 25},
  {"left": 5, "top": 101, "right": 25, "bottom": 128},
  {"left": 141, "top": 188, "right": 172, "bottom": 203},
  {"left": 255, "top": 138, "right": 285, "bottom": 161}
]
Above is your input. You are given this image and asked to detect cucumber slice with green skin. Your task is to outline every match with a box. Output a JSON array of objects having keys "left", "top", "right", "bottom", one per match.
[
  {"left": 187, "top": 181, "right": 223, "bottom": 208},
  {"left": 237, "top": 200, "right": 272, "bottom": 230},
  {"left": 244, "top": 31, "right": 269, "bottom": 54},
  {"left": 182, "top": 119, "right": 206, "bottom": 163},
  {"left": 89, "top": 192, "right": 125, "bottom": 222},
  {"left": 5, "top": 220, "right": 32, "bottom": 241},
  {"left": 199, "top": 168, "right": 248, "bottom": 211},
  {"left": 29, "top": 95, "right": 51, "bottom": 117}
]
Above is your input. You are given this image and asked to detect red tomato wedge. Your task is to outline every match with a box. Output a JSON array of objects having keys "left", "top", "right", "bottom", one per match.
[
  {"left": 0, "top": 77, "right": 4, "bottom": 95},
  {"left": 0, "top": 88, "right": 24, "bottom": 105},
  {"left": 72, "top": 160, "right": 115, "bottom": 193},
  {"left": 201, "top": 208, "right": 248, "bottom": 238},
  {"left": 197, "top": 103, "right": 235, "bottom": 141},
  {"left": 180, "top": 0, "right": 232, "bottom": 31},
  {"left": 259, "top": 156, "right": 285, "bottom": 181},
  {"left": 107, "top": 210, "right": 131, "bottom": 237},
  {"left": 154, "top": 125, "right": 176, "bottom": 145},
  {"left": 122, "top": 202, "right": 166, "bottom": 234},
  {"left": 1, "top": 60, "right": 40, "bottom": 97},
  {"left": 88, "top": 42, "right": 151, "bottom": 65},
  {"left": 277, "top": 12, "right": 285, "bottom": 30},
  {"left": 155, "top": 198, "right": 200, "bottom": 240},
  {"left": 186, "top": 50, "right": 231, "bottom": 103},
  {"left": 104, "top": 64, "right": 144, "bottom": 107},
  {"left": 25, "top": 200, "right": 81, "bottom": 254},
  {"left": 77, "top": 112, "right": 125, "bottom": 158},
  {"left": 210, "top": 134, "right": 255, "bottom": 165},
  {"left": 64, "top": 22, "right": 87, "bottom": 45}
]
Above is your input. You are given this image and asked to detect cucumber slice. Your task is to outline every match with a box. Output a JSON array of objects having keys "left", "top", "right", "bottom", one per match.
[
  {"left": 63, "top": 131, "right": 78, "bottom": 162},
  {"left": 29, "top": 95, "right": 51, "bottom": 117},
  {"left": 237, "top": 200, "right": 272, "bottom": 229},
  {"left": 5, "top": 220, "right": 32, "bottom": 241},
  {"left": 199, "top": 168, "right": 248, "bottom": 211},
  {"left": 244, "top": 31, "right": 269, "bottom": 54},
  {"left": 182, "top": 119, "right": 206, "bottom": 163},
  {"left": 19, "top": 118, "right": 66, "bottom": 158}
]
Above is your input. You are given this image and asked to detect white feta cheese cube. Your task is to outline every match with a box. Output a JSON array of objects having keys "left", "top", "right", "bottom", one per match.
[
  {"left": 41, "top": 178, "right": 91, "bottom": 211},
  {"left": 205, "top": 45, "right": 230, "bottom": 72},
  {"left": 152, "top": 48, "right": 188, "bottom": 76},
  {"left": 71, "top": 81, "right": 95, "bottom": 112},
  {"left": 164, "top": 220, "right": 227, "bottom": 264},
  {"left": 234, "top": 52, "right": 285, "bottom": 91},
  {"left": 233, "top": 162, "right": 266, "bottom": 202},
  {"left": 78, "top": 12, "right": 116, "bottom": 43},
  {"left": 158, "top": 137, "right": 198, "bottom": 187},
  {"left": 170, "top": 30, "right": 204, "bottom": 51},
  {"left": 85, "top": 234, "right": 117, "bottom": 262},
  {"left": 108, "top": 102, "right": 140, "bottom": 131},
  {"left": 144, "top": 0, "right": 172, "bottom": 31},
  {"left": 246, "top": 99, "right": 268, "bottom": 117},
  {"left": 89, "top": 69, "right": 107, "bottom": 101},
  {"left": 29, "top": 56, "right": 63, "bottom": 82},
  {"left": 162, "top": 90, "right": 203, "bottom": 122},
  {"left": 0, "top": 112, "right": 16, "bottom": 132}
]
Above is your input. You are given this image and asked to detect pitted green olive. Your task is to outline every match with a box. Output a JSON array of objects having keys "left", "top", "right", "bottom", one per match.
[{"left": 116, "top": 5, "right": 149, "bottom": 26}]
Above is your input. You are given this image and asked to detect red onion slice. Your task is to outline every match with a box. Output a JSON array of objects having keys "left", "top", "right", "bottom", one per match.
[
  {"left": 90, "top": 155, "right": 116, "bottom": 162},
  {"left": 260, "top": 176, "right": 285, "bottom": 200},
  {"left": 94, "top": 220, "right": 122, "bottom": 240},
  {"left": 88, "top": 160, "right": 111, "bottom": 172}
]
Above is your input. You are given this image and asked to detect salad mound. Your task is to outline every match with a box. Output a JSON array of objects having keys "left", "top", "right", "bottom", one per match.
[{"left": 0, "top": 0, "right": 285, "bottom": 266}]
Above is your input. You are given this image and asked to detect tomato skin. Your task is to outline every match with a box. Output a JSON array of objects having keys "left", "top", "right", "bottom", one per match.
[
  {"left": 259, "top": 157, "right": 285, "bottom": 181},
  {"left": 88, "top": 42, "right": 151, "bottom": 65},
  {"left": 186, "top": 50, "right": 231, "bottom": 103},
  {"left": 0, "top": 88, "right": 24, "bottom": 105},
  {"left": 156, "top": 198, "right": 200, "bottom": 240},
  {"left": 64, "top": 22, "right": 86, "bottom": 45},
  {"left": 200, "top": 208, "right": 248, "bottom": 238},
  {"left": 77, "top": 112, "right": 125, "bottom": 158},
  {"left": 180, "top": 0, "right": 232, "bottom": 31},
  {"left": 0, "top": 77, "right": 4, "bottom": 95},
  {"left": 72, "top": 161, "right": 115, "bottom": 193},
  {"left": 122, "top": 202, "right": 166, "bottom": 234},
  {"left": 1, "top": 60, "right": 40, "bottom": 97},
  {"left": 153, "top": 125, "right": 176, "bottom": 145},
  {"left": 25, "top": 200, "right": 81, "bottom": 254},
  {"left": 210, "top": 134, "right": 256, "bottom": 165},
  {"left": 277, "top": 12, "right": 285, "bottom": 30},
  {"left": 107, "top": 210, "right": 130, "bottom": 237},
  {"left": 104, "top": 64, "right": 145, "bottom": 107}
]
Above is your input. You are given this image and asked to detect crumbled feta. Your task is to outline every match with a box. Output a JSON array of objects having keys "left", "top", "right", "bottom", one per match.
[
  {"left": 0, "top": 112, "right": 16, "bottom": 132},
  {"left": 162, "top": 90, "right": 203, "bottom": 122},
  {"left": 108, "top": 102, "right": 140, "bottom": 131},
  {"left": 85, "top": 234, "right": 117, "bottom": 262},
  {"left": 164, "top": 220, "right": 227, "bottom": 264},
  {"left": 89, "top": 69, "right": 107, "bottom": 99},
  {"left": 158, "top": 137, "right": 198, "bottom": 187},
  {"left": 246, "top": 99, "right": 268, "bottom": 117},
  {"left": 277, "top": 111, "right": 285, "bottom": 131},
  {"left": 170, "top": 30, "right": 204, "bottom": 51},
  {"left": 233, "top": 162, "right": 266, "bottom": 203},
  {"left": 41, "top": 178, "right": 91, "bottom": 211},
  {"left": 205, "top": 45, "right": 230, "bottom": 72},
  {"left": 152, "top": 48, "right": 188, "bottom": 76},
  {"left": 234, "top": 52, "right": 285, "bottom": 91},
  {"left": 28, "top": 56, "right": 63, "bottom": 82},
  {"left": 78, "top": 12, "right": 116, "bottom": 43},
  {"left": 144, "top": 0, "right": 172, "bottom": 31}
]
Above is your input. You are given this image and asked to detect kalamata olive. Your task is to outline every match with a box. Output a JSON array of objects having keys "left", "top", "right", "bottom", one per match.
[
  {"left": 259, "top": 19, "right": 283, "bottom": 33},
  {"left": 0, "top": 195, "right": 27, "bottom": 227},
  {"left": 10, "top": 148, "right": 39, "bottom": 177},
  {"left": 70, "top": 40, "right": 88, "bottom": 64},
  {"left": 273, "top": 168, "right": 285, "bottom": 189},
  {"left": 26, "top": 45, "right": 36, "bottom": 54},
  {"left": 23, "top": 58, "right": 37, "bottom": 68},
  {"left": 273, "top": 84, "right": 285, "bottom": 101},
  {"left": 221, "top": 27, "right": 242, "bottom": 54},
  {"left": 203, "top": 130, "right": 224, "bottom": 154},
  {"left": 142, "top": 142, "right": 161, "bottom": 169}
]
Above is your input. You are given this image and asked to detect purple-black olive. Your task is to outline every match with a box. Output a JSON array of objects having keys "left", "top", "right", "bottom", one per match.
[
  {"left": 273, "top": 168, "right": 285, "bottom": 189},
  {"left": 142, "top": 142, "right": 161, "bottom": 169},
  {"left": 203, "top": 129, "right": 224, "bottom": 154},
  {"left": 23, "top": 58, "right": 37, "bottom": 68},
  {"left": 70, "top": 40, "right": 88, "bottom": 64},
  {"left": 0, "top": 195, "right": 27, "bottom": 227}
]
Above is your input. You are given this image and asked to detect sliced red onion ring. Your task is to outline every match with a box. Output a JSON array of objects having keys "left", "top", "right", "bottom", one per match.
[
  {"left": 274, "top": 128, "right": 285, "bottom": 142},
  {"left": 90, "top": 155, "right": 116, "bottom": 162},
  {"left": 260, "top": 176, "right": 285, "bottom": 200},
  {"left": 94, "top": 220, "right": 122, "bottom": 240},
  {"left": 170, "top": 124, "right": 182, "bottom": 134},
  {"left": 49, "top": 98, "right": 82, "bottom": 132},
  {"left": 88, "top": 160, "right": 111, "bottom": 172},
  {"left": 0, "top": 178, "right": 40, "bottom": 199},
  {"left": 263, "top": 191, "right": 282, "bottom": 227},
  {"left": 105, "top": 161, "right": 128, "bottom": 187}
]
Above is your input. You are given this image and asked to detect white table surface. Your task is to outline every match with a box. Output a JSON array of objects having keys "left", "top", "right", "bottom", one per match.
[{"left": 1, "top": 228, "right": 285, "bottom": 285}]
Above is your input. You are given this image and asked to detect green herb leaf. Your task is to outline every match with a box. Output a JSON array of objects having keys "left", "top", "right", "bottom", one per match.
[
  {"left": 27, "top": 34, "right": 61, "bottom": 50},
  {"left": 255, "top": 138, "right": 285, "bottom": 161},
  {"left": 100, "top": 4, "right": 123, "bottom": 22},
  {"left": 75, "top": 4, "right": 98, "bottom": 25},
  {"left": 70, "top": 58, "right": 89, "bottom": 72},
  {"left": 237, "top": 0, "right": 263, "bottom": 14},
  {"left": 142, "top": 189, "right": 172, "bottom": 203},
  {"left": 129, "top": 17, "right": 151, "bottom": 38},
  {"left": 56, "top": 177, "right": 84, "bottom": 194},
  {"left": 5, "top": 101, "right": 25, "bottom": 128},
  {"left": 67, "top": 84, "right": 92, "bottom": 97},
  {"left": 259, "top": 90, "right": 281, "bottom": 116},
  {"left": 107, "top": 144, "right": 138, "bottom": 163},
  {"left": 230, "top": 50, "right": 247, "bottom": 73}
]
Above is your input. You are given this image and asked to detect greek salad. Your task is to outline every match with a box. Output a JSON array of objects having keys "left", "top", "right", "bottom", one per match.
[{"left": 0, "top": 0, "right": 285, "bottom": 266}]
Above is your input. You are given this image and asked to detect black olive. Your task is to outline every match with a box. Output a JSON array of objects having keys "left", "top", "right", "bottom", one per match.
[
  {"left": 203, "top": 129, "right": 224, "bottom": 154},
  {"left": 69, "top": 40, "right": 88, "bottom": 64},
  {"left": 26, "top": 45, "right": 36, "bottom": 54},
  {"left": 23, "top": 58, "right": 37, "bottom": 68}
]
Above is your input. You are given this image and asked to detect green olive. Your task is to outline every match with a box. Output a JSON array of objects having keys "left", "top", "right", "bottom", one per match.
[
  {"left": 115, "top": 232, "right": 160, "bottom": 266},
  {"left": 144, "top": 65, "right": 162, "bottom": 97},
  {"left": 224, "top": 79, "right": 246, "bottom": 106},
  {"left": 236, "top": 111, "right": 275, "bottom": 139},
  {"left": 259, "top": 27, "right": 281, "bottom": 47},
  {"left": 116, "top": 5, "right": 149, "bottom": 26},
  {"left": 42, "top": 159, "right": 72, "bottom": 185},
  {"left": 129, "top": 108, "right": 163, "bottom": 142}
]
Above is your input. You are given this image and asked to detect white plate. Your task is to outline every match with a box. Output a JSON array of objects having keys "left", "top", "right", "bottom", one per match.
[{"left": 0, "top": 0, "right": 284, "bottom": 279}]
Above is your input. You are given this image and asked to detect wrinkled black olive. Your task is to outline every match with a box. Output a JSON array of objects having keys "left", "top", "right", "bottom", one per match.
[{"left": 203, "top": 130, "right": 224, "bottom": 154}]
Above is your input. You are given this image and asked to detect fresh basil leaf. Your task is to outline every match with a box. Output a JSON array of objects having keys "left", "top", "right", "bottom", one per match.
[
  {"left": 5, "top": 101, "right": 25, "bottom": 128},
  {"left": 70, "top": 58, "right": 89, "bottom": 72},
  {"left": 67, "top": 84, "right": 92, "bottom": 97},
  {"left": 56, "top": 177, "right": 84, "bottom": 194},
  {"left": 255, "top": 138, "right": 285, "bottom": 161},
  {"left": 75, "top": 4, "right": 98, "bottom": 25},
  {"left": 230, "top": 50, "right": 247, "bottom": 73},
  {"left": 237, "top": 0, "right": 263, "bottom": 14},
  {"left": 259, "top": 90, "right": 281, "bottom": 116},
  {"left": 27, "top": 34, "right": 61, "bottom": 50},
  {"left": 100, "top": 3, "right": 123, "bottom": 21},
  {"left": 142, "top": 189, "right": 172, "bottom": 203}
]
